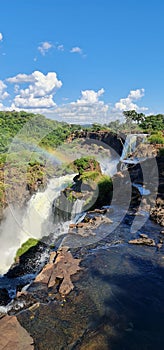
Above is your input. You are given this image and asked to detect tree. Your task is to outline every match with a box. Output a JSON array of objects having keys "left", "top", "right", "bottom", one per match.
[{"left": 123, "top": 110, "right": 145, "bottom": 125}]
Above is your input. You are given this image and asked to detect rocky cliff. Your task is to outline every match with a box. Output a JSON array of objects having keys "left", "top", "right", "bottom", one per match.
[{"left": 67, "top": 130, "right": 125, "bottom": 156}]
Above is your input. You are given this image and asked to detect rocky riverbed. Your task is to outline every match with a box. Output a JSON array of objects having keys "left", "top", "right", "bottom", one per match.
[
  {"left": 0, "top": 203, "right": 164, "bottom": 350},
  {"left": 0, "top": 147, "right": 163, "bottom": 350}
]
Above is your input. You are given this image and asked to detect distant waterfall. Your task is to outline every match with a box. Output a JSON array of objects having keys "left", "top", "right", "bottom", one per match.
[
  {"left": 120, "top": 134, "right": 148, "bottom": 161},
  {"left": 0, "top": 174, "right": 76, "bottom": 274},
  {"left": 120, "top": 134, "right": 137, "bottom": 161}
]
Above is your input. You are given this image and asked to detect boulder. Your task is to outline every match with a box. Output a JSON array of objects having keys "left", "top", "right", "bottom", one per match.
[
  {"left": 0, "top": 315, "right": 34, "bottom": 349},
  {"left": 33, "top": 247, "right": 81, "bottom": 296},
  {"left": 128, "top": 237, "right": 156, "bottom": 247}
]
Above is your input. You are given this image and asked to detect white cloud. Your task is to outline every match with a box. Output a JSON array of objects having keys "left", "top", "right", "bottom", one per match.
[
  {"left": 0, "top": 33, "right": 3, "bottom": 41},
  {"left": 8, "top": 71, "right": 62, "bottom": 109},
  {"left": 7, "top": 73, "right": 34, "bottom": 84},
  {"left": 0, "top": 80, "right": 9, "bottom": 100},
  {"left": 2, "top": 71, "right": 149, "bottom": 125},
  {"left": 128, "top": 88, "right": 145, "bottom": 100},
  {"left": 38, "top": 41, "right": 53, "bottom": 55},
  {"left": 9, "top": 87, "right": 109, "bottom": 124},
  {"left": 44, "top": 88, "right": 109, "bottom": 124},
  {"left": 70, "top": 46, "right": 83, "bottom": 55},
  {"left": 11, "top": 95, "right": 56, "bottom": 109},
  {"left": 75, "top": 88, "right": 105, "bottom": 105},
  {"left": 57, "top": 44, "right": 64, "bottom": 51},
  {"left": 114, "top": 88, "right": 148, "bottom": 112}
]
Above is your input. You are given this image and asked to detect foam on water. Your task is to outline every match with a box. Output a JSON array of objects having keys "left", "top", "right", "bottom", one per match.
[{"left": 0, "top": 174, "right": 76, "bottom": 274}]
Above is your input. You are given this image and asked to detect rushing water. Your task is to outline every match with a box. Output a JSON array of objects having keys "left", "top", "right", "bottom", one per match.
[
  {"left": 120, "top": 134, "right": 148, "bottom": 161},
  {"left": 0, "top": 174, "right": 76, "bottom": 274},
  {"left": 0, "top": 134, "right": 150, "bottom": 274},
  {"left": 15, "top": 214, "right": 164, "bottom": 350},
  {"left": 0, "top": 135, "right": 163, "bottom": 350}
]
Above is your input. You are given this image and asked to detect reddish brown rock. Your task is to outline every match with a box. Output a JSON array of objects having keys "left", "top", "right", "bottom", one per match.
[
  {"left": 34, "top": 263, "right": 54, "bottom": 284},
  {"left": 48, "top": 247, "right": 81, "bottom": 296},
  {"left": 34, "top": 247, "right": 81, "bottom": 296},
  {"left": 0, "top": 315, "right": 34, "bottom": 349},
  {"left": 49, "top": 251, "right": 57, "bottom": 264}
]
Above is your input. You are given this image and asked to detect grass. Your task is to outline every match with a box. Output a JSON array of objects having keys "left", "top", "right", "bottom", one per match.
[
  {"left": 15, "top": 238, "right": 39, "bottom": 261},
  {"left": 80, "top": 170, "right": 100, "bottom": 181}
]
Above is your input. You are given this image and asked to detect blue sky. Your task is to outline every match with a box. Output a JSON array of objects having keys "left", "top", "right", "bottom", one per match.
[{"left": 0, "top": 0, "right": 164, "bottom": 123}]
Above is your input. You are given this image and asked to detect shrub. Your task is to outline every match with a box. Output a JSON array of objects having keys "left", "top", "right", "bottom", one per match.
[
  {"left": 86, "top": 175, "right": 113, "bottom": 210},
  {"left": 148, "top": 134, "right": 164, "bottom": 144},
  {"left": 81, "top": 170, "right": 100, "bottom": 181},
  {"left": 97, "top": 175, "right": 113, "bottom": 206},
  {"left": 73, "top": 157, "right": 97, "bottom": 174}
]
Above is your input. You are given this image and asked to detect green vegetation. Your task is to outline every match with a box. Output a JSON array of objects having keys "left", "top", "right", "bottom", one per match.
[
  {"left": 0, "top": 111, "right": 86, "bottom": 213},
  {"left": 73, "top": 156, "right": 98, "bottom": 175},
  {"left": 107, "top": 110, "right": 164, "bottom": 134},
  {"left": 66, "top": 157, "right": 113, "bottom": 210},
  {"left": 123, "top": 110, "right": 164, "bottom": 132},
  {"left": 82, "top": 174, "right": 113, "bottom": 211},
  {"left": 148, "top": 132, "right": 164, "bottom": 144},
  {"left": 0, "top": 110, "right": 83, "bottom": 156},
  {"left": 93, "top": 175, "right": 113, "bottom": 209},
  {"left": 140, "top": 114, "right": 164, "bottom": 131},
  {"left": 15, "top": 238, "right": 39, "bottom": 261},
  {"left": 80, "top": 170, "right": 100, "bottom": 181},
  {"left": 0, "top": 109, "right": 163, "bottom": 217}
]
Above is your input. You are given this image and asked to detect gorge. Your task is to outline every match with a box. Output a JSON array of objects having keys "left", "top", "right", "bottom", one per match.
[{"left": 0, "top": 130, "right": 163, "bottom": 350}]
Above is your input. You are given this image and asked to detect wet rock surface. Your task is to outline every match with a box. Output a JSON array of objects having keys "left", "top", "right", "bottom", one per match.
[
  {"left": 6, "top": 242, "right": 49, "bottom": 278},
  {"left": 33, "top": 248, "right": 81, "bottom": 296},
  {"left": 0, "top": 315, "right": 34, "bottom": 349},
  {"left": 0, "top": 152, "right": 164, "bottom": 349},
  {"left": 0, "top": 206, "right": 163, "bottom": 349},
  {"left": 16, "top": 231, "right": 164, "bottom": 350},
  {"left": 116, "top": 155, "right": 164, "bottom": 225},
  {"left": 150, "top": 197, "right": 164, "bottom": 227},
  {"left": 0, "top": 288, "right": 11, "bottom": 306}
]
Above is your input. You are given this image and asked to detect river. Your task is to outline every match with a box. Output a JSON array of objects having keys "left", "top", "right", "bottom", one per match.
[{"left": 0, "top": 134, "right": 163, "bottom": 350}]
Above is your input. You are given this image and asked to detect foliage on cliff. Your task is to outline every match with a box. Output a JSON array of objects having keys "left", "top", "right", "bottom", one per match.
[
  {"left": 73, "top": 156, "right": 101, "bottom": 175},
  {"left": 148, "top": 131, "right": 164, "bottom": 144},
  {"left": 0, "top": 110, "right": 82, "bottom": 155},
  {"left": 0, "top": 111, "right": 82, "bottom": 216},
  {"left": 15, "top": 238, "right": 39, "bottom": 261},
  {"left": 65, "top": 157, "right": 113, "bottom": 211}
]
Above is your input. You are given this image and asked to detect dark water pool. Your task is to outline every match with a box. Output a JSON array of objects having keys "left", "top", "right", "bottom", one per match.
[{"left": 15, "top": 215, "right": 164, "bottom": 350}]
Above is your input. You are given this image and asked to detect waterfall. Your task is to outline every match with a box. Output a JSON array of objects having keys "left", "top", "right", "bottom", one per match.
[
  {"left": 71, "top": 199, "right": 85, "bottom": 223},
  {"left": 0, "top": 174, "right": 76, "bottom": 275},
  {"left": 100, "top": 157, "right": 120, "bottom": 176},
  {"left": 120, "top": 134, "right": 148, "bottom": 161}
]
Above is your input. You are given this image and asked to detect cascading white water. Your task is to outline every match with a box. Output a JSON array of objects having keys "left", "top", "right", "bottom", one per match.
[
  {"left": 71, "top": 198, "right": 85, "bottom": 223},
  {"left": 120, "top": 134, "right": 137, "bottom": 161},
  {"left": 100, "top": 157, "right": 120, "bottom": 176},
  {"left": 120, "top": 134, "right": 148, "bottom": 161},
  {"left": 0, "top": 134, "right": 149, "bottom": 275},
  {"left": 0, "top": 174, "right": 76, "bottom": 275}
]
